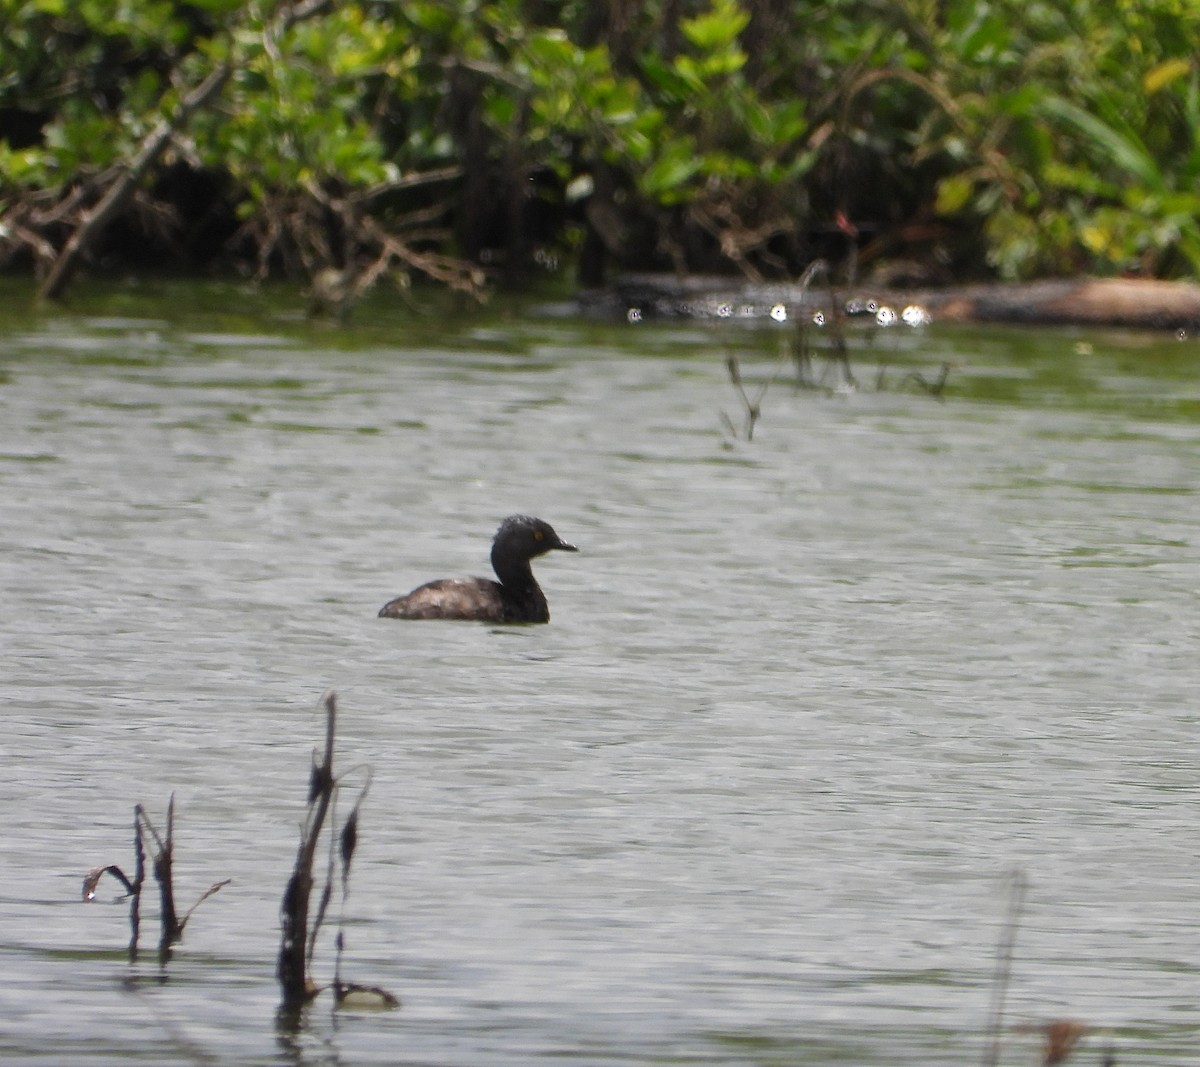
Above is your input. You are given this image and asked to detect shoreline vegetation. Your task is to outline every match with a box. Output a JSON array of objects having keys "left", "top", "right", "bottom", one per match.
[{"left": 2, "top": 2, "right": 1199, "bottom": 326}]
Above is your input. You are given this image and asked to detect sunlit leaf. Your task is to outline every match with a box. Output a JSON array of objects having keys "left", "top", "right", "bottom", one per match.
[
  {"left": 679, "top": 0, "right": 750, "bottom": 51},
  {"left": 935, "top": 174, "right": 974, "bottom": 215},
  {"left": 1143, "top": 58, "right": 1192, "bottom": 95}
]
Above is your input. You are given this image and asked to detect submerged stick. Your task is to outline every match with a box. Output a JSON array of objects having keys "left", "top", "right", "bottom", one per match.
[
  {"left": 899, "top": 362, "right": 954, "bottom": 399},
  {"left": 724, "top": 353, "right": 761, "bottom": 440},
  {"left": 724, "top": 344, "right": 791, "bottom": 441},
  {"left": 982, "top": 869, "right": 1028, "bottom": 1067}
]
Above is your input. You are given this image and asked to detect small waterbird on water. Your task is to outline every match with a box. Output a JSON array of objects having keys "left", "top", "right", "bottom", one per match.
[{"left": 378, "top": 515, "right": 577, "bottom": 623}]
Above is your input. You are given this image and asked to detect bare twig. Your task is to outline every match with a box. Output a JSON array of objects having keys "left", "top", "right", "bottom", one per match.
[
  {"left": 900, "top": 361, "right": 953, "bottom": 399},
  {"left": 723, "top": 352, "right": 766, "bottom": 440},
  {"left": 349, "top": 166, "right": 465, "bottom": 207},
  {"left": 274, "top": 181, "right": 485, "bottom": 317},
  {"left": 87, "top": 797, "right": 227, "bottom": 965},
  {"left": 277, "top": 693, "right": 396, "bottom": 1015},
  {"left": 37, "top": 62, "right": 232, "bottom": 301},
  {"left": 131, "top": 806, "right": 146, "bottom": 962},
  {"left": 982, "top": 869, "right": 1028, "bottom": 1067},
  {"left": 82, "top": 864, "right": 136, "bottom": 900},
  {"left": 181, "top": 879, "right": 233, "bottom": 928},
  {"left": 157, "top": 795, "right": 183, "bottom": 958},
  {"left": 278, "top": 692, "right": 338, "bottom": 1009}
]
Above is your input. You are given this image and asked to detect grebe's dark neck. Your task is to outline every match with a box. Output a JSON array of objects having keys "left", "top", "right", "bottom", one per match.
[
  {"left": 491, "top": 550, "right": 548, "bottom": 622},
  {"left": 493, "top": 542, "right": 542, "bottom": 588}
]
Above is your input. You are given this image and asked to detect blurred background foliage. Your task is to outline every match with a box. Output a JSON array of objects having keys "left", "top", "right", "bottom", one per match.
[{"left": 1, "top": 0, "right": 1198, "bottom": 293}]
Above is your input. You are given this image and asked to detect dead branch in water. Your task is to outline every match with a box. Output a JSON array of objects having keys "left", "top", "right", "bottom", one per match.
[
  {"left": 900, "top": 362, "right": 953, "bottom": 399},
  {"left": 139, "top": 798, "right": 183, "bottom": 956},
  {"left": 82, "top": 864, "right": 135, "bottom": 899},
  {"left": 982, "top": 868, "right": 1027, "bottom": 1067},
  {"left": 301, "top": 183, "right": 486, "bottom": 320},
  {"left": 723, "top": 352, "right": 768, "bottom": 441},
  {"left": 872, "top": 360, "right": 956, "bottom": 399},
  {"left": 84, "top": 795, "right": 230, "bottom": 964},
  {"left": 277, "top": 694, "right": 336, "bottom": 1009},
  {"left": 972, "top": 868, "right": 1111, "bottom": 1065},
  {"left": 277, "top": 692, "right": 396, "bottom": 1015}
]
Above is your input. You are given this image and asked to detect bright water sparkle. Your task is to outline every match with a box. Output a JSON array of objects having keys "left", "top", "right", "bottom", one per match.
[{"left": 1, "top": 282, "right": 1198, "bottom": 1065}]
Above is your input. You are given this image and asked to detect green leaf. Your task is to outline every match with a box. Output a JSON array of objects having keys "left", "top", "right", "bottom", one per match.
[
  {"left": 670, "top": 55, "right": 707, "bottom": 95},
  {"left": 680, "top": 0, "right": 750, "bottom": 52},
  {"left": 640, "top": 140, "right": 702, "bottom": 202},
  {"left": 484, "top": 91, "right": 517, "bottom": 127},
  {"left": 1039, "top": 95, "right": 1164, "bottom": 192},
  {"left": 935, "top": 173, "right": 974, "bottom": 215},
  {"left": 640, "top": 54, "right": 693, "bottom": 101}
]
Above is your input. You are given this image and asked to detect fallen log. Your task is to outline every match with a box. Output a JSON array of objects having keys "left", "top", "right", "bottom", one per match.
[
  {"left": 916, "top": 277, "right": 1200, "bottom": 331},
  {"left": 595, "top": 274, "right": 1200, "bottom": 331}
]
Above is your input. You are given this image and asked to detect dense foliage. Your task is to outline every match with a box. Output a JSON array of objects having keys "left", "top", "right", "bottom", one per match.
[{"left": 1, "top": 0, "right": 1198, "bottom": 300}]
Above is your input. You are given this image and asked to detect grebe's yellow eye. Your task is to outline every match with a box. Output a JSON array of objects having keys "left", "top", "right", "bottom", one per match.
[{"left": 533, "top": 530, "right": 544, "bottom": 541}]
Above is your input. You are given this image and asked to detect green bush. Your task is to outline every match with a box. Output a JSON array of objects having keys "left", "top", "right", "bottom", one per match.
[{"left": 2, "top": 0, "right": 1197, "bottom": 287}]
